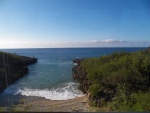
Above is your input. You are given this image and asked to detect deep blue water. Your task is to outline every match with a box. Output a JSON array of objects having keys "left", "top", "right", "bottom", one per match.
[{"left": 0, "top": 47, "right": 145, "bottom": 100}]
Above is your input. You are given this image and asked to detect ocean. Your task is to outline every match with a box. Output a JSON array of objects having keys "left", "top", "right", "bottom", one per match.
[{"left": 0, "top": 47, "right": 145, "bottom": 100}]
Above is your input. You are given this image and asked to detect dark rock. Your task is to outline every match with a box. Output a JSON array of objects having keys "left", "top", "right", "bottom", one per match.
[
  {"left": 73, "top": 59, "right": 81, "bottom": 64},
  {"left": 72, "top": 58, "right": 90, "bottom": 93}
]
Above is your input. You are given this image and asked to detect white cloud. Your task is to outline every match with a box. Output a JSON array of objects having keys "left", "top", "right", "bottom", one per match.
[{"left": 0, "top": 39, "right": 150, "bottom": 48}]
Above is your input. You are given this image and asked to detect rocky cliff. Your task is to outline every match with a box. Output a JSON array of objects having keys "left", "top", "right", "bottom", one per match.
[
  {"left": 0, "top": 51, "right": 37, "bottom": 93},
  {"left": 72, "top": 58, "right": 91, "bottom": 94}
]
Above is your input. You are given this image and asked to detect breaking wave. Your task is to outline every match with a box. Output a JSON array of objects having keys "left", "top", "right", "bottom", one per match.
[{"left": 15, "top": 82, "right": 84, "bottom": 100}]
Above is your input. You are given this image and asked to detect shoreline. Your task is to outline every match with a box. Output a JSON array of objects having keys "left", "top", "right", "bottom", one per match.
[{"left": 0, "top": 94, "right": 89, "bottom": 112}]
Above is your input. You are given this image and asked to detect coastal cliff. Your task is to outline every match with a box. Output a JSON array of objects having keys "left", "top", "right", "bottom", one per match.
[
  {"left": 72, "top": 47, "right": 150, "bottom": 111},
  {"left": 0, "top": 51, "right": 37, "bottom": 93},
  {"left": 72, "top": 58, "right": 91, "bottom": 94}
]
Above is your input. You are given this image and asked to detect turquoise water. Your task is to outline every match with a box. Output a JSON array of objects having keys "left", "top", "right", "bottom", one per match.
[{"left": 0, "top": 48, "right": 145, "bottom": 100}]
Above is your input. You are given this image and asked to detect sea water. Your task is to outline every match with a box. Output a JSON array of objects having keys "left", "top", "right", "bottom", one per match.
[{"left": 0, "top": 48, "right": 145, "bottom": 100}]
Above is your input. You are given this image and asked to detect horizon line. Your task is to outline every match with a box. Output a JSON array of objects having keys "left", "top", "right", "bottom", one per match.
[{"left": 0, "top": 46, "right": 148, "bottom": 49}]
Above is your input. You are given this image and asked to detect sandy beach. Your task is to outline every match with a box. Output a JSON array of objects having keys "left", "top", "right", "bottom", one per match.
[{"left": 0, "top": 95, "right": 90, "bottom": 112}]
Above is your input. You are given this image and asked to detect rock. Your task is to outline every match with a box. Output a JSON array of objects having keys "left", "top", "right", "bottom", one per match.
[
  {"left": 73, "top": 59, "right": 81, "bottom": 64},
  {"left": 72, "top": 58, "right": 90, "bottom": 94}
]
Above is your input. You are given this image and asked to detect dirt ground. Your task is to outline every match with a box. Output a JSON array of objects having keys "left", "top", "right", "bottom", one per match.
[{"left": 0, "top": 95, "right": 94, "bottom": 112}]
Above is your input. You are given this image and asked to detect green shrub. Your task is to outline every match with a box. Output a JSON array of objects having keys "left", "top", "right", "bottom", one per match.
[
  {"left": 81, "top": 48, "right": 150, "bottom": 111},
  {"left": 89, "top": 83, "right": 101, "bottom": 97}
]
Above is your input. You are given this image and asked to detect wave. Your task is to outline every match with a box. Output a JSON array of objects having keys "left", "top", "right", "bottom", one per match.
[
  {"left": 14, "top": 82, "right": 85, "bottom": 100},
  {"left": 73, "top": 63, "right": 78, "bottom": 66}
]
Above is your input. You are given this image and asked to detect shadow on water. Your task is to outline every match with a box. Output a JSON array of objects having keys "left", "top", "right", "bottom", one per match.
[{"left": 0, "top": 95, "right": 23, "bottom": 107}]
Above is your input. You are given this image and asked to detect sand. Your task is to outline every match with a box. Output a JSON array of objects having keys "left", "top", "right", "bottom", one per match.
[{"left": 0, "top": 95, "right": 89, "bottom": 112}]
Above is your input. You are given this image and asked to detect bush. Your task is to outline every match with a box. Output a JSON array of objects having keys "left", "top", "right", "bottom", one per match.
[{"left": 81, "top": 48, "right": 150, "bottom": 111}]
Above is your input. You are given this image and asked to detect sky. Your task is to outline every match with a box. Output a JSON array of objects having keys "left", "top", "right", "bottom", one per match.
[{"left": 0, "top": 0, "right": 150, "bottom": 48}]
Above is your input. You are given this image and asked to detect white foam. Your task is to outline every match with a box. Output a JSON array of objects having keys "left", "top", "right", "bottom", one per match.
[
  {"left": 73, "top": 63, "right": 78, "bottom": 66},
  {"left": 15, "top": 82, "right": 85, "bottom": 100}
]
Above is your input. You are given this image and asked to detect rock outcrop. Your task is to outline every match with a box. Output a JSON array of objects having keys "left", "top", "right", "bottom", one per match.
[
  {"left": 0, "top": 52, "right": 37, "bottom": 93},
  {"left": 72, "top": 58, "right": 91, "bottom": 94}
]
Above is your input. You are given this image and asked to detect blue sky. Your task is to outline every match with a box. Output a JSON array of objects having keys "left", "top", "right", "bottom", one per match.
[{"left": 0, "top": 0, "right": 150, "bottom": 48}]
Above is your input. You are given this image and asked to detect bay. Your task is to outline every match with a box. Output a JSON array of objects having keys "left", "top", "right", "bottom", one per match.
[{"left": 0, "top": 47, "right": 145, "bottom": 100}]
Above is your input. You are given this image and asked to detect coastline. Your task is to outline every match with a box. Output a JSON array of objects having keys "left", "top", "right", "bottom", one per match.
[
  {"left": 72, "top": 47, "right": 150, "bottom": 112},
  {"left": 1, "top": 47, "right": 149, "bottom": 112},
  {"left": 0, "top": 51, "right": 37, "bottom": 93}
]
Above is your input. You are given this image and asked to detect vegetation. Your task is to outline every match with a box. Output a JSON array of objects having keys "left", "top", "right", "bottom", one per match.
[
  {"left": 80, "top": 47, "right": 150, "bottom": 111},
  {"left": 0, "top": 107, "right": 5, "bottom": 112},
  {"left": 0, "top": 51, "right": 37, "bottom": 93}
]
